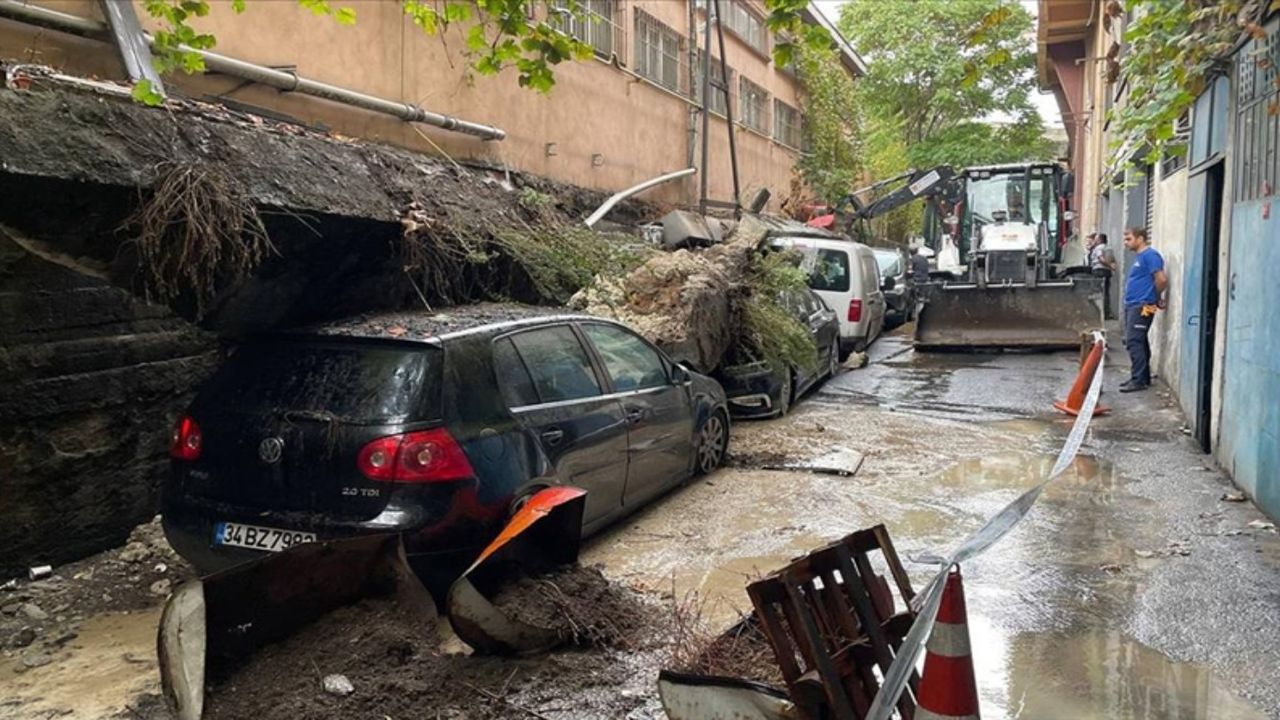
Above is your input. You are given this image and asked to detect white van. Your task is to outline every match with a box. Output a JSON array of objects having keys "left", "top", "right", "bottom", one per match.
[{"left": 769, "top": 236, "right": 887, "bottom": 359}]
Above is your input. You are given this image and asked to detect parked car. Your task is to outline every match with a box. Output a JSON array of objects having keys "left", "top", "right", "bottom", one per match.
[
  {"left": 717, "top": 287, "right": 840, "bottom": 418},
  {"left": 769, "top": 236, "right": 887, "bottom": 359},
  {"left": 872, "top": 246, "right": 915, "bottom": 326},
  {"left": 162, "top": 306, "right": 730, "bottom": 574}
]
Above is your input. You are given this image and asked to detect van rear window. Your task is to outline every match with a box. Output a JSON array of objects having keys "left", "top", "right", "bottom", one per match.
[
  {"left": 204, "top": 340, "right": 440, "bottom": 422},
  {"left": 809, "top": 248, "right": 851, "bottom": 293}
]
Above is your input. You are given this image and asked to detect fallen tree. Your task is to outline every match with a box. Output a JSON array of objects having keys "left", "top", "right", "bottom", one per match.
[{"left": 570, "top": 215, "right": 815, "bottom": 374}]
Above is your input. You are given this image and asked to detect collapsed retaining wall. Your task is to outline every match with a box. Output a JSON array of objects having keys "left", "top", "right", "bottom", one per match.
[
  {"left": 0, "top": 230, "right": 217, "bottom": 575},
  {"left": 0, "top": 79, "right": 649, "bottom": 576}
]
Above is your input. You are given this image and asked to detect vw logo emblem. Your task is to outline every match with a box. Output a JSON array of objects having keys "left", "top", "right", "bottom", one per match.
[{"left": 258, "top": 437, "right": 284, "bottom": 464}]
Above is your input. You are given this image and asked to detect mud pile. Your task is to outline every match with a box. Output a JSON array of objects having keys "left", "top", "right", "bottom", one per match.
[
  {"left": 572, "top": 216, "right": 769, "bottom": 372},
  {"left": 490, "top": 564, "right": 653, "bottom": 648},
  {"left": 206, "top": 565, "right": 668, "bottom": 720}
]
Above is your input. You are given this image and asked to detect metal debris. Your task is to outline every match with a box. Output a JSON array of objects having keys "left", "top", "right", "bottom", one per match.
[{"left": 762, "top": 447, "right": 865, "bottom": 477}]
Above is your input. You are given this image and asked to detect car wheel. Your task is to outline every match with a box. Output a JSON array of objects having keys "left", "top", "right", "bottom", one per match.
[
  {"left": 776, "top": 371, "right": 793, "bottom": 417},
  {"left": 694, "top": 410, "right": 728, "bottom": 475},
  {"left": 827, "top": 341, "right": 840, "bottom": 378}
]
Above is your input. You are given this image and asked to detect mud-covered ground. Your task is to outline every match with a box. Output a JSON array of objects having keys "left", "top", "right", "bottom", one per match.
[{"left": 4, "top": 324, "right": 1280, "bottom": 719}]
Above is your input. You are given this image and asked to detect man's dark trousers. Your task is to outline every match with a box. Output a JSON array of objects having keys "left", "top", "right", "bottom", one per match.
[
  {"left": 1124, "top": 304, "right": 1151, "bottom": 386},
  {"left": 1092, "top": 267, "right": 1113, "bottom": 319}
]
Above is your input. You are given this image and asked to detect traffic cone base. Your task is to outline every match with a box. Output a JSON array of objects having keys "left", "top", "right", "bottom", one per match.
[
  {"left": 915, "top": 569, "right": 981, "bottom": 720},
  {"left": 1054, "top": 337, "right": 1109, "bottom": 416}
]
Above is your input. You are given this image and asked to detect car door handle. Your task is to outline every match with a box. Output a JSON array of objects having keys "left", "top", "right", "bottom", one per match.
[
  {"left": 540, "top": 428, "right": 565, "bottom": 446},
  {"left": 1188, "top": 314, "right": 1200, "bottom": 326},
  {"left": 625, "top": 408, "right": 644, "bottom": 424}
]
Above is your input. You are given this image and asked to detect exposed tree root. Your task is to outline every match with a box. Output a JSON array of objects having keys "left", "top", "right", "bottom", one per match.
[{"left": 129, "top": 161, "right": 275, "bottom": 318}]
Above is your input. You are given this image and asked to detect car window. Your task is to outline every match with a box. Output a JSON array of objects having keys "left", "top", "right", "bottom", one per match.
[
  {"left": 873, "top": 250, "right": 902, "bottom": 278},
  {"left": 492, "top": 337, "right": 540, "bottom": 408},
  {"left": 861, "top": 255, "right": 881, "bottom": 292},
  {"left": 809, "top": 248, "right": 850, "bottom": 293},
  {"left": 582, "top": 323, "right": 669, "bottom": 392},
  {"left": 508, "top": 327, "right": 602, "bottom": 404}
]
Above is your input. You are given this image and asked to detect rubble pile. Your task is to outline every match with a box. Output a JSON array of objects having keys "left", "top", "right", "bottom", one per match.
[
  {"left": 572, "top": 216, "right": 769, "bottom": 372},
  {"left": 206, "top": 565, "right": 667, "bottom": 720}
]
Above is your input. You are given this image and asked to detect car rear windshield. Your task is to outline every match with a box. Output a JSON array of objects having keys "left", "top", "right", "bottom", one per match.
[
  {"left": 873, "top": 250, "right": 902, "bottom": 278},
  {"left": 203, "top": 339, "right": 441, "bottom": 422}
]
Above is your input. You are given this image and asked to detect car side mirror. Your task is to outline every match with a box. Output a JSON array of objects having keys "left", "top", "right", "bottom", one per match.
[
  {"left": 882, "top": 276, "right": 896, "bottom": 291},
  {"left": 672, "top": 363, "right": 694, "bottom": 386}
]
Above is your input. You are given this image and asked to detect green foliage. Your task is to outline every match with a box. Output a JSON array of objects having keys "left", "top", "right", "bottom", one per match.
[
  {"left": 838, "top": 0, "right": 1038, "bottom": 145},
  {"left": 837, "top": 0, "right": 1054, "bottom": 242},
  {"left": 739, "top": 252, "right": 818, "bottom": 372},
  {"left": 906, "top": 115, "right": 1057, "bottom": 168},
  {"left": 1107, "top": 0, "right": 1257, "bottom": 175},
  {"left": 761, "top": 0, "right": 837, "bottom": 69},
  {"left": 794, "top": 44, "right": 864, "bottom": 204}
]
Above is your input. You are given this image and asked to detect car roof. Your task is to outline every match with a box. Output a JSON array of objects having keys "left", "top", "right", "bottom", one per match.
[
  {"left": 289, "top": 303, "right": 601, "bottom": 344},
  {"left": 770, "top": 235, "right": 871, "bottom": 252}
]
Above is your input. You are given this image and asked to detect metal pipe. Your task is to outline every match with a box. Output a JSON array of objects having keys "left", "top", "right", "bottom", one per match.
[
  {"left": 583, "top": 167, "right": 697, "bottom": 228},
  {"left": 712, "top": 0, "right": 741, "bottom": 217},
  {"left": 698, "top": 3, "right": 713, "bottom": 215},
  {"left": 0, "top": 0, "right": 506, "bottom": 140}
]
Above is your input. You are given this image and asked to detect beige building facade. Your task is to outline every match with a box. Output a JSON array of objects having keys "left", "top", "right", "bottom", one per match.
[{"left": 0, "top": 0, "right": 862, "bottom": 208}]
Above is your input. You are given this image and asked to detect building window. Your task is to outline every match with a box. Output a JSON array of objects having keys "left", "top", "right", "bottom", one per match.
[
  {"left": 695, "top": 0, "right": 768, "bottom": 55},
  {"left": 693, "top": 50, "right": 733, "bottom": 117},
  {"left": 774, "top": 99, "right": 801, "bottom": 148},
  {"left": 551, "top": 0, "right": 619, "bottom": 60},
  {"left": 739, "top": 76, "right": 769, "bottom": 134},
  {"left": 634, "top": 10, "right": 681, "bottom": 92}
]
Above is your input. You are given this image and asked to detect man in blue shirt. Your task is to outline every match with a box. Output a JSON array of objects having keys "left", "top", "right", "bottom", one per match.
[{"left": 1120, "top": 227, "right": 1168, "bottom": 392}]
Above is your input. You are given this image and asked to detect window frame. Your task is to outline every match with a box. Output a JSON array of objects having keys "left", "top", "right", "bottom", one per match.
[
  {"left": 692, "top": 49, "right": 734, "bottom": 117},
  {"left": 578, "top": 321, "right": 673, "bottom": 394},
  {"left": 550, "top": 0, "right": 621, "bottom": 61},
  {"left": 634, "top": 9, "right": 682, "bottom": 93},
  {"left": 738, "top": 76, "right": 770, "bottom": 134},
  {"left": 773, "top": 99, "right": 802, "bottom": 148},
  {"left": 495, "top": 323, "right": 607, "bottom": 408}
]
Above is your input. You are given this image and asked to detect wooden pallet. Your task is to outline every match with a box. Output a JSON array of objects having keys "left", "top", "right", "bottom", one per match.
[{"left": 746, "top": 525, "right": 920, "bottom": 720}]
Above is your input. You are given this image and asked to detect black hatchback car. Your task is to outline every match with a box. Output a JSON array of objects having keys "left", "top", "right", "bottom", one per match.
[
  {"left": 163, "top": 306, "right": 730, "bottom": 573},
  {"left": 716, "top": 288, "right": 840, "bottom": 418}
]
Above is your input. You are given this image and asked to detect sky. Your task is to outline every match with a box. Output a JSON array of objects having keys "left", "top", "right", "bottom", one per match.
[{"left": 811, "top": 0, "right": 1065, "bottom": 129}]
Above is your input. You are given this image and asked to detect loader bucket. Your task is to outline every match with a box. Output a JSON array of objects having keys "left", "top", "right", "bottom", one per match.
[
  {"left": 157, "top": 533, "right": 436, "bottom": 720},
  {"left": 447, "top": 486, "right": 587, "bottom": 654},
  {"left": 914, "top": 277, "right": 1103, "bottom": 351}
]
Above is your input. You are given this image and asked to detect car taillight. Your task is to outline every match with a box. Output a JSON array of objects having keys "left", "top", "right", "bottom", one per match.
[
  {"left": 848, "top": 299, "right": 863, "bottom": 322},
  {"left": 357, "top": 428, "right": 474, "bottom": 483},
  {"left": 170, "top": 416, "right": 202, "bottom": 461}
]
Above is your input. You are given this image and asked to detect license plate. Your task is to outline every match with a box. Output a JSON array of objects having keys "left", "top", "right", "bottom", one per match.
[{"left": 214, "top": 521, "right": 316, "bottom": 552}]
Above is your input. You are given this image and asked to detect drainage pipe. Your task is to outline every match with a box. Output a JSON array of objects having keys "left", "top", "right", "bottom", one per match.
[
  {"left": 583, "top": 168, "right": 696, "bottom": 228},
  {"left": 0, "top": 0, "right": 506, "bottom": 140}
]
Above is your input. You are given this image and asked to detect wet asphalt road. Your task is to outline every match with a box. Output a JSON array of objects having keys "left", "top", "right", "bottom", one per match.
[{"left": 586, "top": 325, "right": 1280, "bottom": 719}]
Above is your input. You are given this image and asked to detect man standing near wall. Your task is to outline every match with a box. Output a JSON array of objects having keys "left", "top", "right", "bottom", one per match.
[
  {"left": 1120, "top": 227, "right": 1168, "bottom": 393},
  {"left": 1088, "top": 232, "right": 1117, "bottom": 319}
]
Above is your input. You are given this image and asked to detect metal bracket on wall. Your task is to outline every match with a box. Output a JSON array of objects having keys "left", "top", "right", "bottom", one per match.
[{"left": 98, "top": 0, "right": 165, "bottom": 95}]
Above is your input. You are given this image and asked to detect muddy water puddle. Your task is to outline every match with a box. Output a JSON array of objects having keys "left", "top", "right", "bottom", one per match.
[
  {"left": 970, "top": 618, "right": 1268, "bottom": 719},
  {"left": 0, "top": 609, "right": 160, "bottom": 720}
]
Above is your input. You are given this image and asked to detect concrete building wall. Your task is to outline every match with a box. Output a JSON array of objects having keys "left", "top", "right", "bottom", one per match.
[
  {"left": 1148, "top": 163, "right": 1188, "bottom": 387},
  {"left": 0, "top": 0, "right": 836, "bottom": 208}
]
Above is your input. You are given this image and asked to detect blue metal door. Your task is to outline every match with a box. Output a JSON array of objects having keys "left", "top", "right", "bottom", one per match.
[{"left": 1221, "top": 204, "right": 1280, "bottom": 519}]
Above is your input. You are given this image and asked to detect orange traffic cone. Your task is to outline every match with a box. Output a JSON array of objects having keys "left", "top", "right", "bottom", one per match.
[
  {"left": 1053, "top": 336, "right": 1109, "bottom": 416},
  {"left": 916, "top": 568, "right": 980, "bottom": 720}
]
